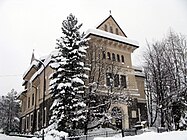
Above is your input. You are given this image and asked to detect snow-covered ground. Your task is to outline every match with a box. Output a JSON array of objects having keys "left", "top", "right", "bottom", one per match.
[
  {"left": 0, "top": 130, "right": 187, "bottom": 140},
  {"left": 0, "top": 134, "right": 27, "bottom": 140},
  {"left": 95, "top": 130, "right": 187, "bottom": 140}
]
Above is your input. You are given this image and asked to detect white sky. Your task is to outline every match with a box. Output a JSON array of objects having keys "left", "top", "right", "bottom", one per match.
[{"left": 0, "top": 0, "right": 187, "bottom": 95}]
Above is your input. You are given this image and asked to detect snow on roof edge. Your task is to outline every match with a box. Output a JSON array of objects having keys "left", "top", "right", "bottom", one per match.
[
  {"left": 23, "top": 50, "right": 58, "bottom": 82},
  {"left": 22, "top": 60, "right": 39, "bottom": 78},
  {"left": 85, "top": 28, "right": 139, "bottom": 47},
  {"left": 29, "top": 50, "right": 58, "bottom": 82}
]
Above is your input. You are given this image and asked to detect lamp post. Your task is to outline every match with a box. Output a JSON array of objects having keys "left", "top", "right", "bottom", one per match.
[{"left": 35, "top": 59, "right": 46, "bottom": 140}]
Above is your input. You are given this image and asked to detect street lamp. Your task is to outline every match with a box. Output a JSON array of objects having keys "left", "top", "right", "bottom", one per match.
[{"left": 34, "top": 59, "right": 46, "bottom": 140}]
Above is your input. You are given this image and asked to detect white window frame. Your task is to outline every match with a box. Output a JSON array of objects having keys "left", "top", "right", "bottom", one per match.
[{"left": 132, "top": 110, "right": 137, "bottom": 118}]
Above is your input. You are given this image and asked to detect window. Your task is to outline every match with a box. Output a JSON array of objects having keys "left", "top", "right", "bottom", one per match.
[
  {"left": 32, "top": 93, "right": 34, "bottom": 106},
  {"left": 117, "top": 54, "right": 120, "bottom": 62},
  {"left": 30, "top": 114, "right": 33, "bottom": 128},
  {"left": 121, "top": 75, "right": 127, "bottom": 88},
  {"left": 28, "top": 97, "right": 30, "bottom": 108},
  {"left": 102, "top": 51, "right": 106, "bottom": 59},
  {"left": 121, "top": 55, "right": 124, "bottom": 63},
  {"left": 26, "top": 115, "right": 29, "bottom": 130},
  {"left": 37, "top": 86, "right": 40, "bottom": 102},
  {"left": 23, "top": 99, "right": 26, "bottom": 111},
  {"left": 106, "top": 73, "right": 112, "bottom": 86},
  {"left": 116, "top": 28, "right": 119, "bottom": 35},
  {"left": 44, "top": 107, "right": 47, "bottom": 127},
  {"left": 132, "top": 110, "right": 137, "bottom": 118},
  {"left": 138, "top": 108, "right": 141, "bottom": 121},
  {"left": 22, "top": 117, "right": 25, "bottom": 132},
  {"left": 104, "top": 24, "right": 108, "bottom": 31},
  {"left": 37, "top": 110, "right": 40, "bottom": 130},
  {"left": 112, "top": 53, "right": 116, "bottom": 61},
  {"left": 110, "top": 26, "right": 113, "bottom": 33},
  {"left": 107, "top": 52, "right": 111, "bottom": 60},
  {"left": 114, "top": 74, "right": 119, "bottom": 87}
]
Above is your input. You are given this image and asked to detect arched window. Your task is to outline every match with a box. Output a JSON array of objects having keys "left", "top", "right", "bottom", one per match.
[
  {"left": 110, "top": 26, "right": 113, "bottom": 33},
  {"left": 112, "top": 53, "right": 116, "bottom": 61},
  {"left": 104, "top": 24, "right": 108, "bottom": 31},
  {"left": 117, "top": 54, "right": 120, "bottom": 62},
  {"left": 107, "top": 52, "right": 111, "bottom": 60},
  {"left": 102, "top": 51, "right": 106, "bottom": 59},
  {"left": 116, "top": 28, "right": 119, "bottom": 35},
  {"left": 121, "top": 55, "right": 124, "bottom": 63}
]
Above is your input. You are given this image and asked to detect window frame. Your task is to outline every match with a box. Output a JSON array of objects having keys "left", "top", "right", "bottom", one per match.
[
  {"left": 28, "top": 97, "right": 30, "bottom": 109},
  {"left": 112, "top": 53, "right": 116, "bottom": 61},
  {"left": 104, "top": 24, "right": 108, "bottom": 31},
  {"left": 116, "top": 28, "right": 119, "bottom": 35},
  {"left": 107, "top": 52, "right": 111, "bottom": 60},
  {"left": 102, "top": 51, "right": 106, "bottom": 59},
  {"left": 120, "top": 75, "right": 127, "bottom": 88},
  {"left": 117, "top": 54, "right": 120, "bottom": 62},
  {"left": 110, "top": 26, "right": 113, "bottom": 33},
  {"left": 114, "top": 74, "right": 119, "bottom": 87},
  {"left": 121, "top": 55, "right": 124, "bottom": 63}
]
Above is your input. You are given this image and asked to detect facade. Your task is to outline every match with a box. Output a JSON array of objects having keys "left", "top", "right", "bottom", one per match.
[{"left": 18, "top": 15, "right": 147, "bottom": 133}]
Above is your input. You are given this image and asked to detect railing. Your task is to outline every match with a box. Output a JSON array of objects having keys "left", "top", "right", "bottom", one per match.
[
  {"left": 66, "top": 131, "right": 121, "bottom": 140},
  {"left": 7, "top": 127, "right": 168, "bottom": 139},
  {"left": 65, "top": 128, "right": 168, "bottom": 140}
]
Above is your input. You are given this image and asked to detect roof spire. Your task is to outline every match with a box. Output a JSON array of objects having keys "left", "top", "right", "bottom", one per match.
[
  {"left": 30, "top": 49, "right": 35, "bottom": 64},
  {"left": 109, "top": 10, "right": 112, "bottom": 15}
]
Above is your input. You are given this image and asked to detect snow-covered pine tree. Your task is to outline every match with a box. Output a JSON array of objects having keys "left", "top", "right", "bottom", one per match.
[
  {"left": 49, "top": 14, "right": 89, "bottom": 136},
  {"left": 0, "top": 89, "right": 20, "bottom": 134}
]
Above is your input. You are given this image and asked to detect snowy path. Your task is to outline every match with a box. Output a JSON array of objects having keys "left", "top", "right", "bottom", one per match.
[{"left": 0, "top": 134, "right": 27, "bottom": 140}]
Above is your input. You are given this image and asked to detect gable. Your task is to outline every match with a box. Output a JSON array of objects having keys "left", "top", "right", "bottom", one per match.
[{"left": 96, "top": 15, "right": 127, "bottom": 37}]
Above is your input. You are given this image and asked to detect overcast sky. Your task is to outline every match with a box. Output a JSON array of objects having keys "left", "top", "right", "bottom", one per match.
[{"left": 0, "top": 0, "right": 187, "bottom": 95}]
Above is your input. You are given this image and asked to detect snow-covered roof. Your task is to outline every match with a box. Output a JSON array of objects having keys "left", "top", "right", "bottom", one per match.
[
  {"left": 23, "top": 60, "right": 39, "bottom": 78},
  {"left": 133, "top": 66, "right": 145, "bottom": 78},
  {"left": 95, "top": 14, "right": 127, "bottom": 37},
  {"left": 85, "top": 28, "right": 139, "bottom": 48},
  {"left": 23, "top": 50, "right": 58, "bottom": 82},
  {"left": 29, "top": 50, "right": 58, "bottom": 82}
]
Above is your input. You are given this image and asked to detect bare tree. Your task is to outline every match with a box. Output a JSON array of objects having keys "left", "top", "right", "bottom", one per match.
[
  {"left": 144, "top": 31, "right": 187, "bottom": 130},
  {"left": 84, "top": 42, "right": 133, "bottom": 133}
]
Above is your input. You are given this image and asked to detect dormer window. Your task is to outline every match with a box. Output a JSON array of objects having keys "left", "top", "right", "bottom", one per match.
[
  {"left": 110, "top": 26, "right": 113, "bottom": 33},
  {"left": 104, "top": 25, "right": 108, "bottom": 31}
]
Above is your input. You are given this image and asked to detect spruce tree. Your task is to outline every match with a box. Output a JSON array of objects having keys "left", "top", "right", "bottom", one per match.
[
  {"left": 49, "top": 14, "right": 89, "bottom": 136},
  {"left": 0, "top": 89, "right": 20, "bottom": 133}
]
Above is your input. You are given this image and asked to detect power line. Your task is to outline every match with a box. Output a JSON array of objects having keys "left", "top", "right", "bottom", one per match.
[{"left": 0, "top": 74, "right": 22, "bottom": 77}]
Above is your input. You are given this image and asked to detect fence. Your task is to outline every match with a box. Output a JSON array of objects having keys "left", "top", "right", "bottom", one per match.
[
  {"left": 66, "top": 128, "right": 168, "bottom": 140},
  {"left": 66, "top": 129, "right": 140, "bottom": 140},
  {"left": 7, "top": 127, "right": 168, "bottom": 140},
  {"left": 66, "top": 131, "right": 121, "bottom": 140}
]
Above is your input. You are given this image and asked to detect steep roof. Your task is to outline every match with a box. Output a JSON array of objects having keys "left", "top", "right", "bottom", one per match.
[{"left": 96, "top": 15, "right": 127, "bottom": 37}]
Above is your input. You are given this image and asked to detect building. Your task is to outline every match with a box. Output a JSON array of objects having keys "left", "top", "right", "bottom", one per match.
[{"left": 18, "top": 14, "right": 147, "bottom": 134}]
